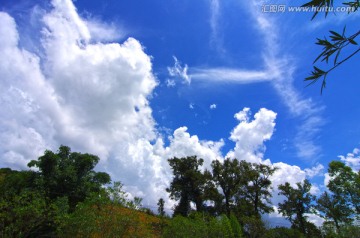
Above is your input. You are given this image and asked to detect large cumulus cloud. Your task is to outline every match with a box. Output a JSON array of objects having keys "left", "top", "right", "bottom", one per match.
[{"left": 0, "top": 0, "right": 326, "bottom": 222}]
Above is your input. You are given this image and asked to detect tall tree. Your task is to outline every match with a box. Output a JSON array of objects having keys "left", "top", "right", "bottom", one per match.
[
  {"left": 157, "top": 198, "right": 165, "bottom": 216},
  {"left": 278, "top": 179, "right": 315, "bottom": 235},
  {"left": 28, "top": 145, "right": 111, "bottom": 211},
  {"left": 240, "top": 162, "right": 277, "bottom": 216},
  {"left": 316, "top": 191, "right": 353, "bottom": 232},
  {"left": 211, "top": 158, "right": 243, "bottom": 216},
  {"left": 327, "top": 161, "right": 360, "bottom": 215},
  {"left": 166, "top": 156, "right": 208, "bottom": 216}
]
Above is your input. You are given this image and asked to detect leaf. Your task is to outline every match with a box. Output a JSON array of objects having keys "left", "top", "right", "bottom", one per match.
[
  {"left": 334, "top": 48, "right": 342, "bottom": 64},
  {"left": 348, "top": 38, "right": 358, "bottom": 45},
  {"left": 329, "top": 31, "right": 344, "bottom": 41}
]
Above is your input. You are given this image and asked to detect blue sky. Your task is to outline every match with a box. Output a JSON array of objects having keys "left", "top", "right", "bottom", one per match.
[{"left": 0, "top": 0, "right": 359, "bottom": 225}]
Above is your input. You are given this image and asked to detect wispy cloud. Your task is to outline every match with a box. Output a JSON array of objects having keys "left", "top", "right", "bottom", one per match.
[
  {"left": 209, "top": 0, "right": 226, "bottom": 55},
  {"left": 246, "top": 0, "right": 325, "bottom": 160},
  {"left": 190, "top": 67, "right": 272, "bottom": 83},
  {"left": 186, "top": 0, "right": 325, "bottom": 160},
  {"left": 167, "top": 56, "right": 191, "bottom": 84}
]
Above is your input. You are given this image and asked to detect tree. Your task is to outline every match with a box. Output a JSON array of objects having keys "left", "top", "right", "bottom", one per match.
[
  {"left": 303, "top": 0, "right": 360, "bottom": 92},
  {"left": 211, "top": 159, "right": 276, "bottom": 217},
  {"left": 157, "top": 198, "right": 165, "bottom": 216},
  {"left": 211, "top": 158, "right": 243, "bottom": 216},
  {"left": 278, "top": 179, "right": 315, "bottom": 235},
  {"left": 240, "top": 162, "right": 277, "bottom": 216},
  {"left": 316, "top": 191, "right": 353, "bottom": 232},
  {"left": 28, "top": 145, "right": 111, "bottom": 211},
  {"left": 166, "top": 156, "right": 209, "bottom": 216},
  {"left": 327, "top": 161, "right": 360, "bottom": 215}
]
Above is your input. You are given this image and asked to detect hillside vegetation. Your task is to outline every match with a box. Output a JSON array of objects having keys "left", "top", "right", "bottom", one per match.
[{"left": 1, "top": 146, "right": 359, "bottom": 238}]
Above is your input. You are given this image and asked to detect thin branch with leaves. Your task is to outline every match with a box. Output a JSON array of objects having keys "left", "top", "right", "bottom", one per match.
[{"left": 303, "top": 0, "right": 360, "bottom": 93}]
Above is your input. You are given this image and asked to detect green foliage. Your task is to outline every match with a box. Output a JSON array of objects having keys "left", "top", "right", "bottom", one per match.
[
  {"left": 211, "top": 159, "right": 276, "bottom": 217},
  {"left": 162, "top": 213, "right": 241, "bottom": 238},
  {"left": 162, "top": 214, "right": 208, "bottom": 238},
  {"left": 241, "top": 216, "right": 266, "bottom": 238},
  {"left": 167, "top": 156, "right": 210, "bottom": 216},
  {"left": 211, "top": 158, "right": 243, "bottom": 216},
  {"left": 316, "top": 191, "right": 353, "bottom": 231},
  {"left": 229, "top": 213, "right": 243, "bottom": 238},
  {"left": 2, "top": 148, "right": 360, "bottom": 238},
  {"left": 0, "top": 190, "right": 69, "bottom": 238},
  {"left": 0, "top": 191, "right": 46, "bottom": 237},
  {"left": 208, "top": 215, "right": 234, "bottom": 238},
  {"left": 321, "top": 222, "right": 360, "bottom": 238},
  {"left": 158, "top": 198, "right": 166, "bottom": 216},
  {"left": 278, "top": 179, "right": 315, "bottom": 235},
  {"left": 265, "top": 227, "right": 305, "bottom": 238},
  {"left": 327, "top": 161, "right": 360, "bottom": 215},
  {"left": 302, "top": 0, "right": 360, "bottom": 93},
  {"left": 238, "top": 162, "right": 277, "bottom": 216},
  {"left": 28, "top": 145, "right": 111, "bottom": 211}
]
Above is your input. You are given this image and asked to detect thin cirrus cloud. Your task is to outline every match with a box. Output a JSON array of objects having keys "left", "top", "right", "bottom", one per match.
[
  {"left": 209, "top": 0, "right": 226, "bottom": 55},
  {"left": 172, "top": 0, "right": 325, "bottom": 160},
  {"left": 190, "top": 67, "right": 273, "bottom": 83}
]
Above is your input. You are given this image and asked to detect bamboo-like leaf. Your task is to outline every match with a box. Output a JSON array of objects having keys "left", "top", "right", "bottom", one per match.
[
  {"left": 348, "top": 38, "right": 358, "bottom": 45},
  {"left": 334, "top": 48, "right": 342, "bottom": 65}
]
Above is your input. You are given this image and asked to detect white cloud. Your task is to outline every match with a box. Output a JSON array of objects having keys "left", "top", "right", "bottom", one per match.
[
  {"left": 0, "top": 12, "right": 59, "bottom": 169},
  {"left": 184, "top": 0, "right": 325, "bottom": 161},
  {"left": 162, "top": 127, "right": 224, "bottom": 169},
  {"left": 0, "top": 0, "right": 159, "bottom": 204},
  {"left": 305, "top": 164, "right": 324, "bottom": 178},
  {"left": 227, "top": 107, "right": 277, "bottom": 164},
  {"left": 166, "top": 79, "right": 176, "bottom": 87},
  {"left": 324, "top": 173, "right": 331, "bottom": 187},
  {"left": 167, "top": 56, "right": 191, "bottom": 84},
  {"left": 0, "top": 1, "right": 328, "bottom": 224},
  {"left": 210, "top": 104, "right": 217, "bottom": 109},
  {"left": 190, "top": 67, "right": 272, "bottom": 84},
  {"left": 209, "top": 0, "right": 225, "bottom": 55},
  {"left": 86, "top": 19, "right": 126, "bottom": 42},
  {"left": 243, "top": 0, "right": 325, "bottom": 160},
  {"left": 338, "top": 147, "right": 360, "bottom": 171},
  {"left": 0, "top": 0, "right": 226, "bottom": 208}
]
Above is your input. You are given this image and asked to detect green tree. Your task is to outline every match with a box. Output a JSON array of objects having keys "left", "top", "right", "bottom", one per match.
[
  {"left": 162, "top": 213, "right": 208, "bottom": 238},
  {"left": 303, "top": 0, "right": 360, "bottom": 92},
  {"left": 229, "top": 213, "right": 243, "bottom": 238},
  {"left": 316, "top": 191, "right": 353, "bottom": 232},
  {"left": 239, "top": 162, "right": 277, "bottom": 216},
  {"left": 241, "top": 215, "right": 266, "bottom": 238},
  {"left": 327, "top": 161, "right": 360, "bottom": 215},
  {"left": 166, "top": 156, "right": 209, "bottom": 216},
  {"left": 211, "top": 158, "right": 243, "bottom": 216},
  {"left": 158, "top": 198, "right": 166, "bottom": 216},
  {"left": 28, "top": 145, "right": 111, "bottom": 211},
  {"left": 278, "top": 179, "right": 315, "bottom": 235}
]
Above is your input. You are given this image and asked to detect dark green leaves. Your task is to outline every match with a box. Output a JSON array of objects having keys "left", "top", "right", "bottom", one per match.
[
  {"left": 302, "top": 0, "right": 360, "bottom": 93},
  {"left": 305, "top": 26, "right": 360, "bottom": 93}
]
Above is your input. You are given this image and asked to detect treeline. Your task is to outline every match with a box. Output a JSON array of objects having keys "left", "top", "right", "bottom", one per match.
[
  {"left": 0, "top": 146, "right": 359, "bottom": 237},
  {"left": 164, "top": 156, "right": 360, "bottom": 237}
]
